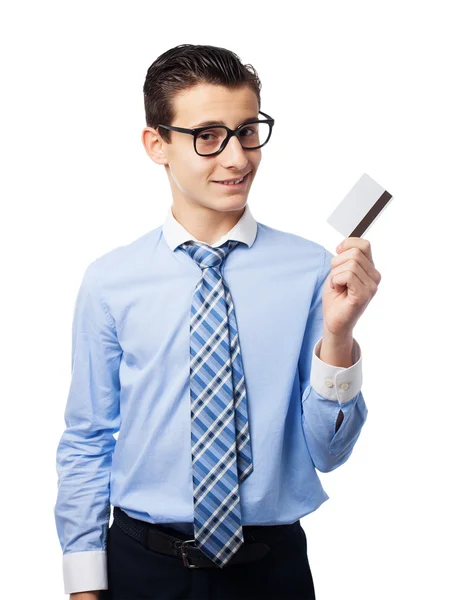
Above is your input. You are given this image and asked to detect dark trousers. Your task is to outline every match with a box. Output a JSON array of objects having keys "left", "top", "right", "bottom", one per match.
[{"left": 99, "top": 516, "right": 316, "bottom": 600}]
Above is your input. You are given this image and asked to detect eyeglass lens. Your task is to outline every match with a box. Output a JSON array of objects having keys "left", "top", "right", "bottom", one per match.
[{"left": 195, "top": 122, "right": 270, "bottom": 155}]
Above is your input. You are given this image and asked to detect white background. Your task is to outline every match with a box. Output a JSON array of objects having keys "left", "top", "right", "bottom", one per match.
[{"left": 2, "top": 1, "right": 448, "bottom": 598}]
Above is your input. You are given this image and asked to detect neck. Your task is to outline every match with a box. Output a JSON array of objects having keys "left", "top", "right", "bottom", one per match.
[{"left": 171, "top": 201, "right": 246, "bottom": 245}]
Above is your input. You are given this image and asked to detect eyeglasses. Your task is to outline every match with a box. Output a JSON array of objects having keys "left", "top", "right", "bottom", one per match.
[{"left": 157, "top": 110, "right": 275, "bottom": 157}]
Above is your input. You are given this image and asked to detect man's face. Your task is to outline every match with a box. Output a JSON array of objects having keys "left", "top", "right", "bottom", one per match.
[{"left": 144, "top": 83, "right": 262, "bottom": 214}]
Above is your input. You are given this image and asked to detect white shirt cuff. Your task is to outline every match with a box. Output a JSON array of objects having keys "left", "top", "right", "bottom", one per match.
[
  {"left": 63, "top": 550, "right": 107, "bottom": 594},
  {"left": 310, "top": 337, "right": 363, "bottom": 404}
]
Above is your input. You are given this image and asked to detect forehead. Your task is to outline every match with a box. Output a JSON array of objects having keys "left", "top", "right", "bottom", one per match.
[{"left": 172, "top": 83, "right": 259, "bottom": 128}]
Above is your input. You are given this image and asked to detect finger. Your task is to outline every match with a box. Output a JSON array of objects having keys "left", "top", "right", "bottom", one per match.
[
  {"left": 332, "top": 269, "right": 370, "bottom": 299},
  {"left": 331, "top": 259, "right": 376, "bottom": 289},
  {"left": 337, "top": 237, "right": 374, "bottom": 266},
  {"left": 332, "top": 247, "right": 381, "bottom": 285}
]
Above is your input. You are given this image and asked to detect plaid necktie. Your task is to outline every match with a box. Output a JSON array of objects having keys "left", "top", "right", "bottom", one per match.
[{"left": 178, "top": 239, "right": 253, "bottom": 568}]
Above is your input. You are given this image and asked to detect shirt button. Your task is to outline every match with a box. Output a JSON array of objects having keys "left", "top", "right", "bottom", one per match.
[
  {"left": 340, "top": 382, "right": 350, "bottom": 390},
  {"left": 325, "top": 379, "right": 334, "bottom": 387}
]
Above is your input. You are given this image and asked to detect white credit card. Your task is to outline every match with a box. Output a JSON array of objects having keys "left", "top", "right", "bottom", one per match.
[{"left": 326, "top": 173, "right": 393, "bottom": 238}]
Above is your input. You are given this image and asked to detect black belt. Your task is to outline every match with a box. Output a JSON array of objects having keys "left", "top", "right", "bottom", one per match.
[{"left": 112, "top": 506, "right": 296, "bottom": 569}]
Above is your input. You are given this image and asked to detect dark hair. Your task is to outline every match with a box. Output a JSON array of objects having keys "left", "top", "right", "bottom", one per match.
[{"left": 143, "top": 44, "right": 262, "bottom": 143}]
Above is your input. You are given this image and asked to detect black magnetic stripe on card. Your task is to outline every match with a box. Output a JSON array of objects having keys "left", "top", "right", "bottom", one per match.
[{"left": 350, "top": 190, "right": 393, "bottom": 238}]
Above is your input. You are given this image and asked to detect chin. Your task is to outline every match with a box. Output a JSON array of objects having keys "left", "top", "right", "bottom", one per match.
[
  {"left": 204, "top": 199, "right": 247, "bottom": 213},
  {"left": 219, "top": 196, "right": 249, "bottom": 208}
]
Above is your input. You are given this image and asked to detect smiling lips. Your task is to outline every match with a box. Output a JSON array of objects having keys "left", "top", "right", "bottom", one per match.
[{"left": 212, "top": 172, "right": 250, "bottom": 186}]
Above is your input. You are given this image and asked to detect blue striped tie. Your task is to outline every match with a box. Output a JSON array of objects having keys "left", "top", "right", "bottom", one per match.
[{"left": 178, "top": 239, "right": 253, "bottom": 568}]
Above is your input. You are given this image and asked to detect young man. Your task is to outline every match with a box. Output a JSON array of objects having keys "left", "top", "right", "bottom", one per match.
[{"left": 55, "top": 44, "right": 379, "bottom": 600}]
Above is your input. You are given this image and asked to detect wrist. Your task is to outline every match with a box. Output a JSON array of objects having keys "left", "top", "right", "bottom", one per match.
[
  {"left": 320, "top": 330, "right": 354, "bottom": 368},
  {"left": 322, "top": 324, "right": 353, "bottom": 346}
]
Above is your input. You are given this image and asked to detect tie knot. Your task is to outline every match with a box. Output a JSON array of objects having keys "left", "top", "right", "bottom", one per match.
[{"left": 179, "top": 240, "right": 240, "bottom": 270}]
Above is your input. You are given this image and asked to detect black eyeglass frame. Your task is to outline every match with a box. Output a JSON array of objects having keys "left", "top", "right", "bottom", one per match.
[{"left": 157, "top": 110, "right": 275, "bottom": 157}]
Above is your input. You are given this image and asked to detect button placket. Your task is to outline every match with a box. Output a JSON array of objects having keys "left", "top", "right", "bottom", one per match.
[{"left": 335, "top": 372, "right": 353, "bottom": 403}]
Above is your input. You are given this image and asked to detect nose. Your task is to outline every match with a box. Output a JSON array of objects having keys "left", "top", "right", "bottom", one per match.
[{"left": 219, "top": 133, "right": 249, "bottom": 168}]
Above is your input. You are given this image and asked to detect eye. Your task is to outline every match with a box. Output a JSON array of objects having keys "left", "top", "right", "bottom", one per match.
[
  {"left": 239, "top": 126, "right": 256, "bottom": 137},
  {"left": 198, "top": 132, "right": 217, "bottom": 141}
]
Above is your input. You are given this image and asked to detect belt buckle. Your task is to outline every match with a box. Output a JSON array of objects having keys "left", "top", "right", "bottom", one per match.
[{"left": 175, "top": 538, "right": 201, "bottom": 568}]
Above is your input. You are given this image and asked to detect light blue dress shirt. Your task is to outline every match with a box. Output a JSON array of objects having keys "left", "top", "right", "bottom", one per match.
[{"left": 54, "top": 204, "right": 368, "bottom": 594}]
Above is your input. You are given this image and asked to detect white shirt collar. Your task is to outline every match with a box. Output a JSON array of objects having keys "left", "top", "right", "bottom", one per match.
[{"left": 162, "top": 203, "right": 258, "bottom": 251}]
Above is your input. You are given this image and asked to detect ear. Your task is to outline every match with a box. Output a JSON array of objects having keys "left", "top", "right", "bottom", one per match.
[{"left": 141, "top": 127, "right": 169, "bottom": 165}]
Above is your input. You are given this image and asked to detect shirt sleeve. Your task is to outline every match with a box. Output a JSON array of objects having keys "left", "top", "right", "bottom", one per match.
[
  {"left": 53, "top": 261, "right": 122, "bottom": 594},
  {"left": 298, "top": 246, "right": 369, "bottom": 473}
]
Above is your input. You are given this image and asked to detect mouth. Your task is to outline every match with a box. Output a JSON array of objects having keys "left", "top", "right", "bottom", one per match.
[{"left": 212, "top": 171, "right": 251, "bottom": 189}]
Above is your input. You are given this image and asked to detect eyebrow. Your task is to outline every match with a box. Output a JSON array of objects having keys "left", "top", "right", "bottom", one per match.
[{"left": 191, "top": 116, "right": 259, "bottom": 128}]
